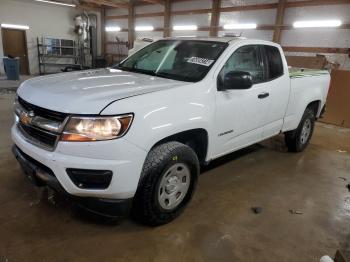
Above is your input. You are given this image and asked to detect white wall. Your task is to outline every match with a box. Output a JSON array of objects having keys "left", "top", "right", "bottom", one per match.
[
  {"left": 106, "top": 0, "right": 349, "bottom": 69},
  {"left": 282, "top": 4, "right": 350, "bottom": 69},
  {"left": 0, "top": 0, "right": 102, "bottom": 75}
]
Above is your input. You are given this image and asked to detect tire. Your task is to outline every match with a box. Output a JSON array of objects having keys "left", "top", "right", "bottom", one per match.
[
  {"left": 285, "top": 107, "right": 315, "bottom": 152},
  {"left": 132, "top": 141, "right": 199, "bottom": 226}
]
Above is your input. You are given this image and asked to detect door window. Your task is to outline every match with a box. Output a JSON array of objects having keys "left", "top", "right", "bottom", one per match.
[{"left": 218, "top": 45, "right": 264, "bottom": 87}]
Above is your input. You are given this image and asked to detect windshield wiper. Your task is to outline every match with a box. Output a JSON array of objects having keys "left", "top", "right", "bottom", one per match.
[
  {"left": 117, "top": 66, "right": 157, "bottom": 76},
  {"left": 154, "top": 71, "right": 195, "bottom": 82},
  {"left": 117, "top": 66, "right": 195, "bottom": 82}
]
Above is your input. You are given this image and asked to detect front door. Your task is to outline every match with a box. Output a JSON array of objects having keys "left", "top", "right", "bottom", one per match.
[
  {"left": 260, "top": 45, "right": 290, "bottom": 139},
  {"left": 1, "top": 28, "right": 29, "bottom": 75},
  {"left": 212, "top": 45, "right": 271, "bottom": 158}
]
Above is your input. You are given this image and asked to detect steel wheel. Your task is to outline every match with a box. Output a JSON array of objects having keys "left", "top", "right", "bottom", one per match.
[
  {"left": 300, "top": 118, "right": 311, "bottom": 144},
  {"left": 158, "top": 163, "right": 191, "bottom": 210}
]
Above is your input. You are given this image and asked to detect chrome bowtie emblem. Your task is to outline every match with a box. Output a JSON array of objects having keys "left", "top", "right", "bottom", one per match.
[
  {"left": 28, "top": 111, "right": 35, "bottom": 117},
  {"left": 20, "top": 110, "right": 35, "bottom": 125}
]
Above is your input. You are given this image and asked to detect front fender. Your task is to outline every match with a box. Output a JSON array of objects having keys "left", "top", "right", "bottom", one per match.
[{"left": 100, "top": 82, "right": 215, "bottom": 154}]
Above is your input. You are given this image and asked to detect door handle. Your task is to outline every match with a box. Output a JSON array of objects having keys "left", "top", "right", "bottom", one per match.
[{"left": 258, "top": 92, "right": 269, "bottom": 99}]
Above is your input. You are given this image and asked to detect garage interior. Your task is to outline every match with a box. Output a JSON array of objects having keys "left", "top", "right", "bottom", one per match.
[{"left": 0, "top": 0, "right": 350, "bottom": 261}]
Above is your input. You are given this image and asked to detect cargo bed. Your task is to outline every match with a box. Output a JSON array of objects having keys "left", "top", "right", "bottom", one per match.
[{"left": 289, "top": 67, "right": 329, "bottom": 78}]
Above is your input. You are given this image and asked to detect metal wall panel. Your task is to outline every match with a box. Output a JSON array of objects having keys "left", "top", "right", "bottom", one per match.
[
  {"left": 135, "top": 17, "right": 164, "bottom": 28},
  {"left": 172, "top": 0, "right": 212, "bottom": 11},
  {"left": 219, "top": 9, "right": 277, "bottom": 26},
  {"left": 218, "top": 30, "right": 273, "bottom": 40},
  {"left": 172, "top": 14, "right": 211, "bottom": 27},
  {"left": 135, "top": 4, "right": 164, "bottom": 14}
]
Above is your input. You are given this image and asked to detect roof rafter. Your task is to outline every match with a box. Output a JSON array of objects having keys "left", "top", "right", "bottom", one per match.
[
  {"left": 140, "top": 0, "right": 164, "bottom": 4},
  {"left": 81, "top": 0, "right": 129, "bottom": 8}
]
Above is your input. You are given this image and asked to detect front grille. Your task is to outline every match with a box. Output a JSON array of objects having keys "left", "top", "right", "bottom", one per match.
[
  {"left": 19, "top": 123, "right": 58, "bottom": 148},
  {"left": 18, "top": 96, "right": 68, "bottom": 122},
  {"left": 17, "top": 97, "right": 66, "bottom": 151}
]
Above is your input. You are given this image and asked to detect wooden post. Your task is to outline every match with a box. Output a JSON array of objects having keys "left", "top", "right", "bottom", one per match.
[
  {"left": 210, "top": 0, "right": 221, "bottom": 37},
  {"left": 273, "top": 0, "right": 286, "bottom": 43},
  {"left": 101, "top": 7, "right": 106, "bottom": 56},
  {"left": 163, "top": 0, "right": 171, "bottom": 37},
  {"left": 128, "top": 1, "right": 135, "bottom": 49}
]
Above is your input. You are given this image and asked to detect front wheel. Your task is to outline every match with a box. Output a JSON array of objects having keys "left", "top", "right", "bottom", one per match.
[
  {"left": 132, "top": 141, "right": 199, "bottom": 226},
  {"left": 285, "top": 107, "right": 315, "bottom": 152}
]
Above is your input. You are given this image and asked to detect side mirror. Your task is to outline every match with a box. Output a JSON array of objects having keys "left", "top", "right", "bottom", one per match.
[{"left": 219, "top": 71, "right": 253, "bottom": 90}]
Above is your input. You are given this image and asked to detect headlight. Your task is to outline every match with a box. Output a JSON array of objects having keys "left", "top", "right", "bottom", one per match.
[{"left": 61, "top": 114, "right": 133, "bottom": 142}]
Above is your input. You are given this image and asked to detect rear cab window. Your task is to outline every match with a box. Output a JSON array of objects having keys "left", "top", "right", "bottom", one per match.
[{"left": 262, "top": 45, "right": 284, "bottom": 81}]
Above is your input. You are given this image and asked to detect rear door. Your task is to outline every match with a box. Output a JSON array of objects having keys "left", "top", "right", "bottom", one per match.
[
  {"left": 212, "top": 44, "right": 272, "bottom": 157},
  {"left": 260, "top": 45, "right": 290, "bottom": 139}
]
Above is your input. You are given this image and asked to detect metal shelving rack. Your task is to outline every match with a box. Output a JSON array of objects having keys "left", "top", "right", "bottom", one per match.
[{"left": 37, "top": 37, "right": 82, "bottom": 75}]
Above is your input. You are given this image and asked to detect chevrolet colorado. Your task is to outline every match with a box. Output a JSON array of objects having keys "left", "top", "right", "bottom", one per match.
[{"left": 12, "top": 37, "right": 330, "bottom": 225}]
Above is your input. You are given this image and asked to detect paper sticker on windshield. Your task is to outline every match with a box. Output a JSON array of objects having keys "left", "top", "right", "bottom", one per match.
[{"left": 186, "top": 57, "right": 214, "bottom": 67}]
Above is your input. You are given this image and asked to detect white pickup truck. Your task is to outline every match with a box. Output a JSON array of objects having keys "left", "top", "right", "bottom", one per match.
[{"left": 12, "top": 37, "right": 330, "bottom": 225}]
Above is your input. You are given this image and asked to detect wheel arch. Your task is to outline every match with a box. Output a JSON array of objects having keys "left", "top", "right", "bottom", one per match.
[
  {"left": 306, "top": 100, "right": 321, "bottom": 118},
  {"left": 151, "top": 128, "right": 209, "bottom": 164}
]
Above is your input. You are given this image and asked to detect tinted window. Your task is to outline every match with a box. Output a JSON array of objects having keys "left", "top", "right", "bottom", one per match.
[
  {"left": 117, "top": 40, "right": 227, "bottom": 82},
  {"left": 218, "top": 45, "right": 264, "bottom": 86},
  {"left": 264, "top": 45, "right": 283, "bottom": 80}
]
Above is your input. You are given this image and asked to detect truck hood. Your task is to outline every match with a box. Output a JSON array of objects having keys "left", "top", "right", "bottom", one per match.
[{"left": 17, "top": 69, "right": 185, "bottom": 114}]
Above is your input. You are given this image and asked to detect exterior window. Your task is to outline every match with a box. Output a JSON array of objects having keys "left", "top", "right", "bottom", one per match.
[
  {"left": 218, "top": 45, "right": 264, "bottom": 86},
  {"left": 264, "top": 45, "right": 283, "bottom": 80},
  {"left": 118, "top": 40, "right": 227, "bottom": 82}
]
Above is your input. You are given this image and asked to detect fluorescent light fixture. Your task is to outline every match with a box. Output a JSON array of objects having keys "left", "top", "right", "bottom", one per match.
[
  {"left": 34, "top": 0, "right": 76, "bottom": 7},
  {"left": 105, "top": 26, "right": 121, "bottom": 32},
  {"left": 173, "top": 25, "right": 198, "bottom": 31},
  {"left": 1, "top": 23, "right": 30, "bottom": 30},
  {"left": 135, "top": 26, "right": 154, "bottom": 31},
  {"left": 293, "top": 20, "right": 342, "bottom": 28},
  {"left": 223, "top": 23, "right": 257, "bottom": 30}
]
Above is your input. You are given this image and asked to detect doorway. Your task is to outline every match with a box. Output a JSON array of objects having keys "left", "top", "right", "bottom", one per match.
[{"left": 1, "top": 28, "right": 30, "bottom": 75}]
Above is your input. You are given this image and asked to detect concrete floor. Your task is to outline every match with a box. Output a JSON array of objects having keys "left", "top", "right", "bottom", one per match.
[{"left": 1, "top": 92, "right": 350, "bottom": 262}]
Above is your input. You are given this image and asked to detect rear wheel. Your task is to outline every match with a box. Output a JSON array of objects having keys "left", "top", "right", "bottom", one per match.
[
  {"left": 285, "top": 107, "right": 315, "bottom": 152},
  {"left": 132, "top": 141, "right": 199, "bottom": 226}
]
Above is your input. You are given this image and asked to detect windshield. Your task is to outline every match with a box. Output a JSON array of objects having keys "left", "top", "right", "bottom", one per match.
[{"left": 116, "top": 40, "right": 227, "bottom": 82}]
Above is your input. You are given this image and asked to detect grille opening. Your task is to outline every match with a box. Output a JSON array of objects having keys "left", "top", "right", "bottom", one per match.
[
  {"left": 17, "top": 97, "right": 66, "bottom": 150},
  {"left": 18, "top": 96, "right": 68, "bottom": 122},
  {"left": 19, "top": 124, "right": 58, "bottom": 148}
]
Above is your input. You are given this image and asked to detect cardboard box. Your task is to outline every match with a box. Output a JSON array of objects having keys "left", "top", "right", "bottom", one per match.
[{"left": 321, "top": 69, "right": 350, "bottom": 128}]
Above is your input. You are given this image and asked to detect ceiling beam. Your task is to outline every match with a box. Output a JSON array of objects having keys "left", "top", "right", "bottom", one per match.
[
  {"left": 140, "top": 0, "right": 165, "bottom": 4},
  {"left": 286, "top": 0, "right": 350, "bottom": 8},
  {"left": 76, "top": 3, "right": 100, "bottom": 11},
  {"left": 220, "top": 3, "right": 278, "bottom": 12},
  {"left": 282, "top": 46, "right": 350, "bottom": 54},
  {"left": 82, "top": 0, "right": 129, "bottom": 8}
]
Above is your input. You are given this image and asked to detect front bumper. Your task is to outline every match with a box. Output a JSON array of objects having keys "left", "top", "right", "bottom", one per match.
[
  {"left": 12, "top": 145, "right": 132, "bottom": 217},
  {"left": 11, "top": 124, "right": 147, "bottom": 202}
]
